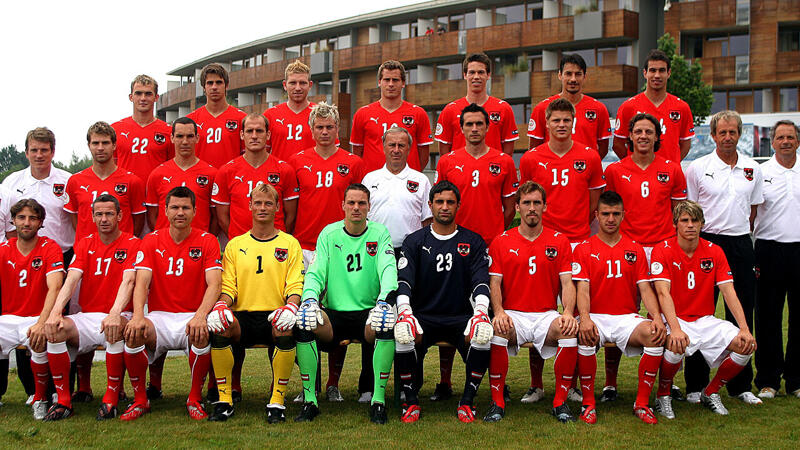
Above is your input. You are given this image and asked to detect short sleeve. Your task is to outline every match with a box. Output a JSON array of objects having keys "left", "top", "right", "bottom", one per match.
[
  {"left": 685, "top": 162, "right": 699, "bottom": 201},
  {"left": 488, "top": 239, "right": 504, "bottom": 277},
  {"left": 129, "top": 175, "right": 147, "bottom": 214},
  {"left": 414, "top": 109, "right": 433, "bottom": 146},
  {"left": 64, "top": 177, "right": 79, "bottom": 213},
  {"left": 145, "top": 170, "right": 160, "bottom": 207},
  {"left": 220, "top": 240, "right": 238, "bottom": 299},
  {"left": 528, "top": 103, "right": 546, "bottom": 140},
  {"left": 588, "top": 152, "right": 606, "bottom": 189},
  {"left": 604, "top": 163, "right": 618, "bottom": 193},
  {"left": 597, "top": 103, "right": 612, "bottom": 140},
  {"left": 420, "top": 177, "right": 433, "bottom": 220},
  {"left": 434, "top": 106, "right": 454, "bottom": 144},
  {"left": 648, "top": 245, "right": 671, "bottom": 283},
  {"left": 69, "top": 239, "right": 89, "bottom": 273},
  {"left": 679, "top": 102, "right": 695, "bottom": 140},
  {"left": 281, "top": 164, "right": 299, "bottom": 201},
  {"left": 750, "top": 164, "right": 765, "bottom": 206},
  {"left": 202, "top": 233, "right": 222, "bottom": 271},
  {"left": 714, "top": 246, "right": 734, "bottom": 285},
  {"left": 613, "top": 102, "right": 631, "bottom": 138},
  {"left": 212, "top": 167, "right": 230, "bottom": 205},
  {"left": 500, "top": 102, "right": 519, "bottom": 143},
  {"left": 571, "top": 243, "right": 590, "bottom": 282},
  {"left": 501, "top": 156, "right": 519, "bottom": 197},
  {"left": 671, "top": 163, "right": 688, "bottom": 200},
  {"left": 44, "top": 241, "right": 65, "bottom": 275},
  {"left": 349, "top": 108, "right": 365, "bottom": 146},
  {"left": 557, "top": 237, "right": 573, "bottom": 275}
]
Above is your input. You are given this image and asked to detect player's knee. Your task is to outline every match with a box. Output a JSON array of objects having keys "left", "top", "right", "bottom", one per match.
[
  {"left": 295, "top": 329, "right": 316, "bottom": 343},
  {"left": 211, "top": 333, "right": 231, "bottom": 349},
  {"left": 274, "top": 335, "right": 295, "bottom": 351}
]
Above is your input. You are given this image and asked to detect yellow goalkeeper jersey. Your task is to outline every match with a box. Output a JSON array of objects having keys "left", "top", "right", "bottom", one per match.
[{"left": 221, "top": 231, "right": 304, "bottom": 311}]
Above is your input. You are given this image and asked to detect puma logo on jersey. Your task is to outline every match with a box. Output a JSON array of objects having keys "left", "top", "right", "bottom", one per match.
[
  {"left": 162, "top": 176, "right": 172, "bottom": 183},
  {"left": 454, "top": 165, "right": 464, "bottom": 172},
  {"left": 88, "top": 250, "right": 95, "bottom": 255},
  {"left": 275, "top": 118, "right": 285, "bottom": 125},
  {"left": 6, "top": 261, "right": 15, "bottom": 269},
  {"left": 704, "top": 173, "right": 714, "bottom": 179},
  {"left": 302, "top": 165, "right": 313, "bottom": 172},
  {"left": 79, "top": 185, "right": 90, "bottom": 192},
  {"left": 509, "top": 249, "right": 519, "bottom": 256},
  {"left": 120, "top": 132, "right": 130, "bottom": 138},
  {"left": 234, "top": 176, "right": 245, "bottom": 182},
  {"left": 590, "top": 253, "right": 600, "bottom": 260},
  {"left": 764, "top": 178, "right": 773, "bottom": 184},
  {"left": 621, "top": 174, "right": 632, "bottom": 182},
  {"left": 334, "top": 244, "right": 342, "bottom": 251},
  {"left": 538, "top": 162, "right": 549, "bottom": 169},
  {"left": 371, "top": 185, "right": 378, "bottom": 190},
  {"left": 155, "top": 249, "right": 166, "bottom": 258},
  {"left": 673, "top": 262, "right": 681, "bottom": 270},
  {"left": 369, "top": 117, "right": 379, "bottom": 124},
  {"left": 16, "top": 189, "right": 24, "bottom": 194},
  {"left": 239, "top": 248, "right": 247, "bottom": 255},
  {"left": 422, "top": 246, "right": 431, "bottom": 254}
]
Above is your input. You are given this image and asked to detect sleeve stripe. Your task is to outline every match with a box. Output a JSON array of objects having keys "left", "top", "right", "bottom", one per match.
[
  {"left": 598, "top": 136, "right": 613, "bottom": 140},
  {"left": 418, "top": 141, "right": 434, "bottom": 146},
  {"left": 502, "top": 137, "right": 520, "bottom": 142},
  {"left": 144, "top": 202, "right": 159, "bottom": 207},
  {"left": 46, "top": 268, "right": 65, "bottom": 276},
  {"left": 650, "top": 277, "right": 670, "bottom": 283},
  {"left": 283, "top": 194, "right": 300, "bottom": 201},
  {"left": 670, "top": 195, "right": 688, "bottom": 200},
  {"left": 132, "top": 210, "right": 146, "bottom": 215},
  {"left": 205, "top": 266, "right": 223, "bottom": 272},
  {"left": 488, "top": 271, "right": 503, "bottom": 277},
  {"left": 558, "top": 271, "right": 572, "bottom": 275},
  {"left": 716, "top": 279, "right": 734, "bottom": 286},
  {"left": 527, "top": 133, "right": 545, "bottom": 139},
  {"left": 502, "top": 192, "right": 516, "bottom": 198},
  {"left": 68, "top": 267, "right": 84, "bottom": 274},
  {"left": 572, "top": 277, "right": 590, "bottom": 282},
  {"left": 136, "top": 266, "right": 153, "bottom": 272},
  {"left": 613, "top": 132, "right": 628, "bottom": 139},
  {"left": 434, "top": 138, "right": 451, "bottom": 144},
  {"left": 589, "top": 184, "right": 606, "bottom": 190},
  {"left": 211, "top": 200, "right": 230, "bottom": 205},
  {"left": 63, "top": 207, "right": 78, "bottom": 213},
  {"left": 679, "top": 135, "right": 694, "bottom": 140}
]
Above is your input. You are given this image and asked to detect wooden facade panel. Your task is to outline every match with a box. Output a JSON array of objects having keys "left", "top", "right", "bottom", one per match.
[
  {"left": 404, "top": 79, "right": 464, "bottom": 107},
  {"left": 603, "top": 9, "right": 638, "bottom": 39},
  {"left": 382, "top": 33, "right": 460, "bottom": 64},
  {"left": 467, "top": 23, "right": 522, "bottom": 53},
  {"left": 159, "top": 83, "right": 194, "bottom": 108},
  {"left": 337, "top": 43, "right": 383, "bottom": 71}
]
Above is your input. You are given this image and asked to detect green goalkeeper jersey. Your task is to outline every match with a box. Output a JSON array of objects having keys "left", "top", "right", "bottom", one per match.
[{"left": 302, "top": 220, "right": 398, "bottom": 311}]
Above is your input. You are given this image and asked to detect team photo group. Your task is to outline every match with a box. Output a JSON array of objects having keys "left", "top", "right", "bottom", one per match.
[{"left": 0, "top": 47, "right": 798, "bottom": 428}]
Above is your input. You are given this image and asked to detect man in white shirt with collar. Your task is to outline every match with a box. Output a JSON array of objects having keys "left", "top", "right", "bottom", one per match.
[
  {"left": 685, "top": 110, "right": 763, "bottom": 405},
  {"left": 752, "top": 120, "right": 800, "bottom": 400},
  {"left": 362, "top": 127, "right": 433, "bottom": 254}
]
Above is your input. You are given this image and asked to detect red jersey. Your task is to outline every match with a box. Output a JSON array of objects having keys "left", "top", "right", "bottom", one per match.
[
  {"left": 519, "top": 143, "right": 605, "bottom": 241},
  {"left": 187, "top": 105, "right": 247, "bottom": 169},
  {"left": 211, "top": 155, "right": 299, "bottom": 238},
  {"left": 264, "top": 102, "right": 316, "bottom": 161},
  {"left": 571, "top": 235, "right": 649, "bottom": 315},
  {"left": 434, "top": 147, "right": 518, "bottom": 244},
  {"left": 0, "top": 237, "right": 64, "bottom": 316},
  {"left": 649, "top": 237, "right": 733, "bottom": 322},
  {"left": 289, "top": 149, "right": 365, "bottom": 250},
  {"left": 350, "top": 101, "right": 433, "bottom": 172},
  {"left": 435, "top": 97, "right": 519, "bottom": 151},
  {"left": 613, "top": 92, "right": 695, "bottom": 162},
  {"left": 604, "top": 156, "right": 687, "bottom": 245},
  {"left": 135, "top": 228, "right": 222, "bottom": 313},
  {"left": 64, "top": 167, "right": 146, "bottom": 241},
  {"left": 145, "top": 159, "right": 218, "bottom": 231},
  {"left": 112, "top": 117, "right": 173, "bottom": 182},
  {"left": 69, "top": 232, "right": 139, "bottom": 313},
  {"left": 488, "top": 227, "right": 572, "bottom": 313},
  {"left": 528, "top": 94, "right": 612, "bottom": 153}
]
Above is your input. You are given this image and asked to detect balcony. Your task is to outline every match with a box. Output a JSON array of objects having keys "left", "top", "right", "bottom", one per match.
[
  {"left": 664, "top": 0, "right": 738, "bottom": 33},
  {"left": 531, "top": 64, "right": 638, "bottom": 99},
  {"left": 229, "top": 56, "right": 310, "bottom": 91},
  {"left": 695, "top": 56, "right": 736, "bottom": 86},
  {"left": 380, "top": 32, "right": 460, "bottom": 65},
  {"left": 158, "top": 83, "right": 194, "bottom": 109},
  {"left": 776, "top": 51, "right": 800, "bottom": 82},
  {"left": 336, "top": 43, "right": 383, "bottom": 72}
]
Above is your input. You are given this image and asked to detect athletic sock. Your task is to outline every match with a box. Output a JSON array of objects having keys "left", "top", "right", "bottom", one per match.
[
  {"left": 326, "top": 345, "right": 347, "bottom": 388},
  {"left": 124, "top": 345, "right": 149, "bottom": 405},
  {"left": 30, "top": 352, "right": 50, "bottom": 402},
  {"left": 604, "top": 345, "right": 622, "bottom": 388},
  {"left": 636, "top": 347, "right": 663, "bottom": 406},
  {"left": 47, "top": 342, "right": 72, "bottom": 407},
  {"left": 210, "top": 343, "right": 234, "bottom": 404},
  {"left": 148, "top": 353, "right": 166, "bottom": 390},
  {"left": 553, "top": 338, "right": 578, "bottom": 408},
  {"left": 268, "top": 336, "right": 295, "bottom": 406},
  {"left": 102, "top": 341, "right": 125, "bottom": 406},
  {"left": 704, "top": 352, "right": 750, "bottom": 396},
  {"left": 438, "top": 346, "right": 456, "bottom": 386},
  {"left": 296, "top": 337, "right": 319, "bottom": 406},
  {"left": 232, "top": 345, "right": 245, "bottom": 393},
  {"left": 577, "top": 345, "right": 597, "bottom": 408},
  {"left": 489, "top": 336, "right": 509, "bottom": 408},
  {"left": 529, "top": 349, "right": 545, "bottom": 389},
  {"left": 188, "top": 345, "right": 211, "bottom": 404},
  {"left": 76, "top": 351, "right": 94, "bottom": 393},
  {"left": 657, "top": 350, "right": 683, "bottom": 396},
  {"left": 460, "top": 345, "right": 490, "bottom": 407},
  {"left": 395, "top": 343, "right": 418, "bottom": 404},
  {"left": 371, "top": 338, "right": 395, "bottom": 405}
]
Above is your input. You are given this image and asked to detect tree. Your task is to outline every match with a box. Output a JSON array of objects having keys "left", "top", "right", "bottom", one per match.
[
  {"left": 657, "top": 33, "right": 713, "bottom": 126},
  {"left": 0, "top": 144, "right": 28, "bottom": 182},
  {"left": 53, "top": 151, "right": 92, "bottom": 174}
]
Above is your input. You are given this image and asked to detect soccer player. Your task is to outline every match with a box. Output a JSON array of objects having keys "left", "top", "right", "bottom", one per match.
[
  {"left": 205, "top": 183, "right": 303, "bottom": 422},
  {"left": 213, "top": 113, "right": 298, "bottom": 239},
  {"left": 393, "top": 181, "right": 492, "bottom": 423},
  {"left": 112, "top": 74, "right": 174, "bottom": 183},
  {"left": 435, "top": 52, "right": 518, "bottom": 156},
  {"left": 264, "top": 60, "right": 317, "bottom": 161},
  {"left": 572, "top": 191, "right": 667, "bottom": 424},
  {"left": 528, "top": 54, "right": 612, "bottom": 158},
  {"left": 146, "top": 117, "right": 217, "bottom": 232},
  {"left": 612, "top": 49, "right": 695, "bottom": 162},
  {"left": 187, "top": 63, "right": 247, "bottom": 169},
  {"left": 41, "top": 194, "right": 139, "bottom": 420},
  {"left": 650, "top": 200, "right": 756, "bottom": 418},
  {"left": 293, "top": 184, "right": 398, "bottom": 424},
  {"left": 485, "top": 181, "right": 578, "bottom": 423},
  {"left": 0, "top": 199, "right": 64, "bottom": 419},
  {"left": 121, "top": 187, "right": 222, "bottom": 421},
  {"left": 350, "top": 60, "right": 433, "bottom": 172}
]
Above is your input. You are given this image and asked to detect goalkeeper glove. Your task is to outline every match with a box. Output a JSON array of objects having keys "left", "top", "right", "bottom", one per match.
[
  {"left": 207, "top": 300, "right": 233, "bottom": 333},
  {"left": 268, "top": 302, "right": 299, "bottom": 332},
  {"left": 368, "top": 301, "right": 396, "bottom": 332},
  {"left": 394, "top": 304, "right": 423, "bottom": 344},
  {"left": 296, "top": 299, "right": 324, "bottom": 331},
  {"left": 466, "top": 303, "right": 493, "bottom": 346}
]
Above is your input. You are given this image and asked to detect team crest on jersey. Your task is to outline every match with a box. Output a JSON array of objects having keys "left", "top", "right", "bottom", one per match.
[
  {"left": 31, "top": 257, "right": 43, "bottom": 270},
  {"left": 657, "top": 172, "right": 670, "bottom": 184},
  {"left": 545, "top": 246, "right": 557, "bottom": 260},
  {"left": 196, "top": 176, "right": 209, "bottom": 187},
  {"left": 489, "top": 112, "right": 501, "bottom": 123},
  {"left": 53, "top": 184, "right": 65, "bottom": 196},
  {"left": 225, "top": 120, "right": 238, "bottom": 131},
  {"left": 585, "top": 110, "right": 597, "bottom": 122},
  {"left": 573, "top": 160, "right": 586, "bottom": 173},
  {"left": 406, "top": 180, "right": 419, "bottom": 193},
  {"left": 189, "top": 247, "right": 202, "bottom": 261},
  {"left": 457, "top": 243, "right": 470, "bottom": 256},
  {"left": 366, "top": 241, "right": 378, "bottom": 256},
  {"left": 743, "top": 168, "right": 754, "bottom": 181},
  {"left": 114, "top": 183, "right": 128, "bottom": 195},
  {"left": 488, "top": 164, "right": 501, "bottom": 176},
  {"left": 274, "top": 248, "right": 288, "bottom": 262},
  {"left": 700, "top": 258, "right": 713, "bottom": 273},
  {"left": 402, "top": 115, "right": 414, "bottom": 126},
  {"left": 624, "top": 251, "right": 637, "bottom": 264},
  {"left": 267, "top": 173, "right": 280, "bottom": 185},
  {"left": 337, "top": 164, "right": 350, "bottom": 177},
  {"left": 669, "top": 110, "right": 681, "bottom": 122},
  {"left": 114, "top": 249, "right": 128, "bottom": 263},
  {"left": 154, "top": 133, "right": 167, "bottom": 144}
]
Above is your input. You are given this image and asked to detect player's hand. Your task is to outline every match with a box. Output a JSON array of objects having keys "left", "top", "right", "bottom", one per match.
[
  {"left": 27, "top": 323, "right": 47, "bottom": 352},
  {"left": 578, "top": 316, "right": 598, "bottom": 346},
  {"left": 466, "top": 305, "right": 493, "bottom": 346},
  {"left": 558, "top": 313, "right": 578, "bottom": 337},
  {"left": 666, "top": 328, "right": 690, "bottom": 354},
  {"left": 101, "top": 312, "right": 124, "bottom": 343},
  {"left": 124, "top": 315, "right": 148, "bottom": 343},
  {"left": 733, "top": 329, "right": 756, "bottom": 355},
  {"left": 296, "top": 299, "right": 324, "bottom": 331},
  {"left": 649, "top": 318, "right": 667, "bottom": 347},
  {"left": 394, "top": 305, "right": 422, "bottom": 345},
  {"left": 492, "top": 310, "right": 513, "bottom": 336},
  {"left": 268, "top": 302, "right": 299, "bottom": 332},
  {"left": 369, "top": 301, "right": 396, "bottom": 332},
  {"left": 206, "top": 300, "right": 233, "bottom": 334},
  {"left": 44, "top": 312, "right": 63, "bottom": 342},
  {"left": 186, "top": 314, "right": 209, "bottom": 343}
]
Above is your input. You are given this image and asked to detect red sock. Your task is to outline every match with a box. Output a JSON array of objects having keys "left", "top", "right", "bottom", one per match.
[
  {"left": 47, "top": 346, "right": 72, "bottom": 407},
  {"left": 31, "top": 356, "right": 51, "bottom": 402},
  {"left": 439, "top": 346, "right": 456, "bottom": 385},
  {"left": 553, "top": 340, "right": 578, "bottom": 408},
  {"left": 657, "top": 358, "right": 682, "bottom": 397},
  {"left": 207, "top": 366, "right": 217, "bottom": 391},
  {"left": 326, "top": 345, "right": 347, "bottom": 388},
  {"left": 124, "top": 347, "right": 149, "bottom": 405},
  {"left": 76, "top": 351, "right": 94, "bottom": 393},
  {"left": 148, "top": 353, "right": 166, "bottom": 390},
  {"left": 489, "top": 340, "right": 509, "bottom": 408},
  {"left": 232, "top": 345, "right": 245, "bottom": 392},
  {"left": 528, "top": 349, "right": 544, "bottom": 389},
  {"left": 577, "top": 348, "right": 597, "bottom": 408},
  {"left": 188, "top": 347, "right": 211, "bottom": 404},
  {"left": 704, "top": 354, "right": 746, "bottom": 395},
  {"left": 604, "top": 346, "right": 622, "bottom": 388},
  {"left": 636, "top": 351, "right": 663, "bottom": 406},
  {"left": 102, "top": 351, "right": 125, "bottom": 406}
]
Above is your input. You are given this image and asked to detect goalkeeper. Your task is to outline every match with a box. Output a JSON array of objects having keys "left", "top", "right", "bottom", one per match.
[
  {"left": 206, "top": 183, "right": 304, "bottom": 423},
  {"left": 392, "top": 181, "right": 493, "bottom": 423},
  {"left": 294, "top": 183, "right": 398, "bottom": 424}
]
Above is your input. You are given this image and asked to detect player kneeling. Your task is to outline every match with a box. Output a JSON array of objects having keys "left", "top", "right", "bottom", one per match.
[
  {"left": 650, "top": 201, "right": 756, "bottom": 418},
  {"left": 572, "top": 191, "right": 667, "bottom": 424},
  {"left": 393, "top": 181, "right": 492, "bottom": 423},
  {"left": 205, "top": 183, "right": 303, "bottom": 423},
  {"left": 486, "top": 181, "right": 579, "bottom": 423}
]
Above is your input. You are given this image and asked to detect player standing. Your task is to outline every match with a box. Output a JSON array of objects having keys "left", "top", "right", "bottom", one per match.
[
  {"left": 350, "top": 60, "right": 433, "bottom": 172},
  {"left": 263, "top": 60, "right": 317, "bottom": 161}
]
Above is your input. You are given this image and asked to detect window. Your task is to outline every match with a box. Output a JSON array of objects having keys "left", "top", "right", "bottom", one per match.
[
  {"left": 302, "top": 43, "right": 313, "bottom": 56},
  {"left": 569, "top": 48, "right": 596, "bottom": 67},
  {"left": 780, "top": 87, "right": 798, "bottom": 112},
  {"left": 436, "top": 63, "right": 462, "bottom": 81},
  {"left": 597, "top": 47, "right": 617, "bottom": 66},
  {"left": 563, "top": 0, "right": 601, "bottom": 16},
  {"left": 527, "top": 2, "right": 543, "bottom": 20},
  {"left": 617, "top": 45, "right": 631, "bottom": 65},
  {"left": 778, "top": 24, "right": 800, "bottom": 52},
  {"left": 449, "top": 14, "right": 465, "bottom": 31},
  {"left": 682, "top": 35, "right": 704, "bottom": 59},
  {"left": 729, "top": 34, "right": 749, "bottom": 56},
  {"left": 231, "top": 60, "right": 243, "bottom": 72},
  {"left": 411, "top": 22, "right": 419, "bottom": 38},
  {"left": 285, "top": 45, "right": 300, "bottom": 60},
  {"left": 390, "top": 23, "right": 410, "bottom": 41},
  {"left": 706, "top": 33, "right": 749, "bottom": 57},
  {"left": 510, "top": 103, "right": 531, "bottom": 124},
  {"left": 339, "top": 78, "right": 350, "bottom": 94},
  {"left": 729, "top": 90, "right": 754, "bottom": 113},
  {"left": 496, "top": 5, "right": 525, "bottom": 25},
  {"left": 407, "top": 68, "right": 418, "bottom": 85},
  {"left": 338, "top": 35, "right": 351, "bottom": 50},
  {"left": 316, "top": 80, "right": 333, "bottom": 96}
]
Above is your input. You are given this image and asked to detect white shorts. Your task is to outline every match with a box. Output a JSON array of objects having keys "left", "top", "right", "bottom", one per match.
[
  {"left": 505, "top": 309, "right": 561, "bottom": 358},
  {"left": 68, "top": 311, "right": 133, "bottom": 359},
  {"left": 664, "top": 315, "right": 739, "bottom": 368},
  {"left": 0, "top": 315, "right": 37, "bottom": 358},
  {"left": 590, "top": 313, "right": 648, "bottom": 357},
  {"left": 302, "top": 249, "right": 315, "bottom": 272},
  {"left": 146, "top": 311, "right": 195, "bottom": 364}
]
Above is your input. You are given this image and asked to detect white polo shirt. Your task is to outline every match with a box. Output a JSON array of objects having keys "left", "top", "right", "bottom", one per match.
[
  {"left": 686, "top": 150, "right": 763, "bottom": 236},
  {"left": 2, "top": 166, "right": 74, "bottom": 251},
  {"left": 0, "top": 184, "right": 18, "bottom": 241},
  {"left": 363, "top": 165, "right": 433, "bottom": 248},
  {"left": 754, "top": 156, "right": 800, "bottom": 243}
]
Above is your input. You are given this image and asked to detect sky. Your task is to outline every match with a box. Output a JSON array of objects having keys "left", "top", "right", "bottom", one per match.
[{"left": 0, "top": 0, "right": 424, "bottom": 163}]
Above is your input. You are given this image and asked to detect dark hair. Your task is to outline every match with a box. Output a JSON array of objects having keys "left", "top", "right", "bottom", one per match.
[
  {"left": 598, "top": 190, "right": 623, "bottom": 208},
  {"left": 559, "top": 54, "right": 587, "bottom": 74},
  {"left": 462, "top": 52, "right": 492, "bottom": 75},
  {"left": 10, "top": 198, "right": 46, "bottom": 222},
  {"left": 87, "top": 121, "right": 117, "bottom": 144},
  {"left": 516, "top": 181, "right": 547, "bottom": 205},
  {"left": 378, "top": 60, "right": 406, "bottom": 83},
  {"left": 770, "top": 120, "right": 800, "bottom": 142},
  {"left": 344, "top": 183, "right": 370, "bottom": 201},
  {"left": 459, "top": 103, "right": 489, "bottom": 127},
  {"left": 200, "top": 63, "right": 229, "bottom": 86},
  {"left": 545, "top": 97, "right": 576, "bottom": 120},
  {"left": 165, "top": 186, "right": 196, "bottom": 208},
  {"left": 429, "top": 180, "right": 461, "bottom": 203},
  {"left": 644, "top": 49, "right": 671, "bottom": 71},
  {"left": 25, "top": 127, "right": 55, "bottom": 152},
  {"left": 171, "top": 117, "right": 198, "bottom": 135},
  {"left": 627, "top": 113, "right": 661, "bottom": 153},
  {"left": 92, "top": 193, "right": 121, "bottom": 213}
]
